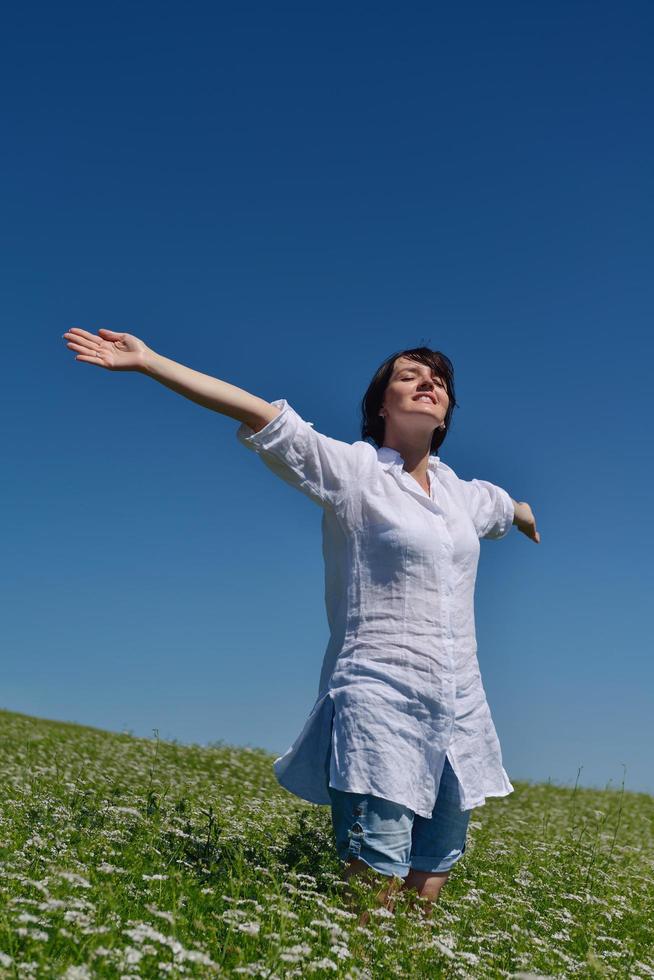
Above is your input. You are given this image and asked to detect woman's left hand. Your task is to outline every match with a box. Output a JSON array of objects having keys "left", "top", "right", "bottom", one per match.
[{"left": 512, "top": 501, "right": 540, "bottom": 543}]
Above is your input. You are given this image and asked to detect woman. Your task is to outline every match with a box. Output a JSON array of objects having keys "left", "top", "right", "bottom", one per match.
[{"left": 62, "top": 328, "right": 539, "bottom": 919}]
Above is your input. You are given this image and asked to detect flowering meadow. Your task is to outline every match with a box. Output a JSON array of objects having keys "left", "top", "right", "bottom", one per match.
[{"left": 0, "top": 709, "right": 652, "bottom": 979}]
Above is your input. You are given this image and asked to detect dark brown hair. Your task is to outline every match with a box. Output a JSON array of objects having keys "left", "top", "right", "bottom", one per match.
[{"left": 360, "top": 346, "right": 458, "bottom": 454}]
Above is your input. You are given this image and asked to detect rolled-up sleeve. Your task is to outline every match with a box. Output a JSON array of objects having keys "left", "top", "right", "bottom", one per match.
[
  {"left": 236, "top": 399, "right": 360, "bottom": 509},
  {"left": 458, "top": 478, "right": 514, "bottom": 539}
]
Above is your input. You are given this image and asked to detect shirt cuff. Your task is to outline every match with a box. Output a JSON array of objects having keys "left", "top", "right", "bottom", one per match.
[
  {"left": 235, "top": 399, "right": 315, "bottom": 451},
  {"left": 236, "top": 398, "right": 288, "bottom": 449},
  {"left": 495, "top": 486, "right": 515, "bottom": 538}
]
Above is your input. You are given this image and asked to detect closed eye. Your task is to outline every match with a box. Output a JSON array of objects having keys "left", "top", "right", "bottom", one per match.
[{"left": 401, "top": 375, "right": 445, "bottom": 387}]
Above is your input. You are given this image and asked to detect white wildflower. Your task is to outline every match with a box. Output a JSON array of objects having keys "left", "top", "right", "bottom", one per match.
[
  {"left": 62, "top": 967, "right": 94, "bottom": 980},
  {"left": 175, "top": 949, "right": 217, "bottom": 966},
  {"left": 280, "top": 952, "right": 302, "bottom": 963},
  {"left": 330, "top": 943, "right": 351, "bottom": 960},
  {"left": 90, "top": 946, "right": 113, "bottom": 959},
  {"left": 511, "top": 974, "right": 557, "bottom": 979},
  {"left": 17, "top": 913, "right": 43, "bottom": 924},
  {"left": 145, "top": 904, "right": 175, "bottom": 925},
  {"left": 461, "top": 887, "right": 484, "bottom": 902},
  {"left": 16, "top": 927, "right": 49, "bottom": 941},
  {"left": 221, "top": 909, "right": 248, "bottom": 922},
  {"left": 236, "top": 921, "right": 260, "bottom": 935},
  {"left": 58, "top": 871, "right": 91, "bottom": 889},
  {"left": 123, "top": 923, "right": 170, "bottom": 946},
  {"left": 370, "top": 906, "right": 394, "bottom": 918},
  {"left": 330, "top": 907, "right": 356, "bottom": 920},
  {"left": 63, "top": 910, "right": 93, "bottom": 927},
  {"left": 232, "top": 965, "right": 273, "bottom": 977},
  {"left": 123, "top": 948, "right": 144, "bottom": 966},
  {"left": 97, "top": 862, "right": 128, "bottom": 874},
  {"left": 157, "top": 967, "right": 178, "bottom": 975},
  {"left": 38, "top": 899, "right": 67, "bottom": 910},
  {"left": 22, "top": 879, "right": 50, "bottom": 895},
  {"left": 428, "top": 938, "right": 456, "bottom": 959},
  {"left": 308, "top": 958, "right": 338, "bottom": 972},
  {"left": 12, "top": 960, "right": 38, "bottom": 977},
  {"left": 280, "top": 943, "right": 311, "bottom": 962}
]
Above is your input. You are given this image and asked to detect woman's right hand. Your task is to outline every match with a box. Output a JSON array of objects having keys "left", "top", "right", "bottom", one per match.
[{"left": 62, "top": 327, "right": 152, "bottom": 372}]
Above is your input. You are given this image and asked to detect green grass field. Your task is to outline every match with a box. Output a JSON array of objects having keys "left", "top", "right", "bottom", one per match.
[{"left": 0, "top": 708, "right": 652, "bottom": 978}]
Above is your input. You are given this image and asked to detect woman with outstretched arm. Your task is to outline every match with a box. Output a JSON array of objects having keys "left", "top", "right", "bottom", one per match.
[{"left": 62, "top": 326, "right": 539, "bottom": 919}]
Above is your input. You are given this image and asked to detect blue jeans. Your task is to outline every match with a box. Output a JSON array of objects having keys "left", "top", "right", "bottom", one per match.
[{"left": 326, "top": 748, "right": 472, "bottom": 879}]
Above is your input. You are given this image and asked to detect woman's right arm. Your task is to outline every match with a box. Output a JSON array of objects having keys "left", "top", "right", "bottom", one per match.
[
  {"left": 63, "top": 326, "right": 362, "bottom": 508},
  {"left": 62, "top": 327, "right": 279, "bottom": 433},
  {"left": 141, "top": 349, "right": 280, "bottom": 432}
]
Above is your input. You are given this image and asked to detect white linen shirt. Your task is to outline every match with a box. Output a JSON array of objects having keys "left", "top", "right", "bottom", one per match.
[{"left": 236, "top": 398, "right": 515, "bottom": 817}]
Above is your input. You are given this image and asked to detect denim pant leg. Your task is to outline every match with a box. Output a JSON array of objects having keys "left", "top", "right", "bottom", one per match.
[
  {"left": 409, "top": 756, "right": 472, "bottom": 873},
  {"left": 324, "top": 722, "right": 411, "bottom": 878},
  {"left": 328, "top": 787, "right": 413, "bottom": 878}
]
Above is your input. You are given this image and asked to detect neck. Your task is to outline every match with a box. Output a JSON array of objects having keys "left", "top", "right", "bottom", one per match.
[{"left": 381, "top": 440, "right": 434, "bottom": 479}]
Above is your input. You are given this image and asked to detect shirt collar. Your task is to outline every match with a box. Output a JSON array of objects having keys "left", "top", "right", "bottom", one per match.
[{"left": 376, "top": 446, "right": 440, "bottom": 473}]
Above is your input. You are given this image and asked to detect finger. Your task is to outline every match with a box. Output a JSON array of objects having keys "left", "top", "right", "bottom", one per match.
[
  {"left": 75, "top": 353, "right": 104, "bottom": 364},
  {"left": 98, "top": 328, "right": 124, "bottom": 336},
  {"left": 66, "top": 327, "right": 100, "bottom": 341},
  {"left": 65, "top": 337, "right": 102, "bottom": 353},
  {"left": 64, "top": 332, "right": 100, "bottom": 350}
]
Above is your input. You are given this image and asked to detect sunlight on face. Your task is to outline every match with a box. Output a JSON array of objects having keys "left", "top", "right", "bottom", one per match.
[{"left": 382, "top": 358, "right": 450, "bottom": 422}]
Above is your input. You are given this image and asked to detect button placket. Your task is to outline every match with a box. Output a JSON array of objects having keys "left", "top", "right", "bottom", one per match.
[{"left": 440, "top": 532, "right": 457, "bottom": 722}]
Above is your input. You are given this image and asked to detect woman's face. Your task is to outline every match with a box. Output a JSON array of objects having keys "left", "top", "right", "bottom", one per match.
[{"left": 380, "top": 356, "right": 450, "bottom": 433}]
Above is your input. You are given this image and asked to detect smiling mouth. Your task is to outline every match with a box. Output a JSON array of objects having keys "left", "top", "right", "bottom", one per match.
[{"left": 412, "top": 395, "right": 436, "bottom": 404}]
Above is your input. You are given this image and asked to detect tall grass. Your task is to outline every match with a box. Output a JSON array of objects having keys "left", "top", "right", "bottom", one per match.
[{"left": 0, "top": 708, "right": 652, "bottom": 978}]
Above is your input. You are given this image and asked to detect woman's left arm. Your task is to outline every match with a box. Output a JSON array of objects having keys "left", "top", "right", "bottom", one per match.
[{"left": 510, "top": 499, "right": 541, "bottom": 544}]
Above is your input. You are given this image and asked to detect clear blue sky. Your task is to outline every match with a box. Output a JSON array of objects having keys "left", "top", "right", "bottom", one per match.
[{"left": 2, "top": 1, "right": 652, "bottom": 800}]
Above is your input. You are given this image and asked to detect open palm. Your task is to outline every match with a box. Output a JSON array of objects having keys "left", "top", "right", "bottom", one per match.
[{"left": 62, "top": 327, "right": 150, "bottom": 372}]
